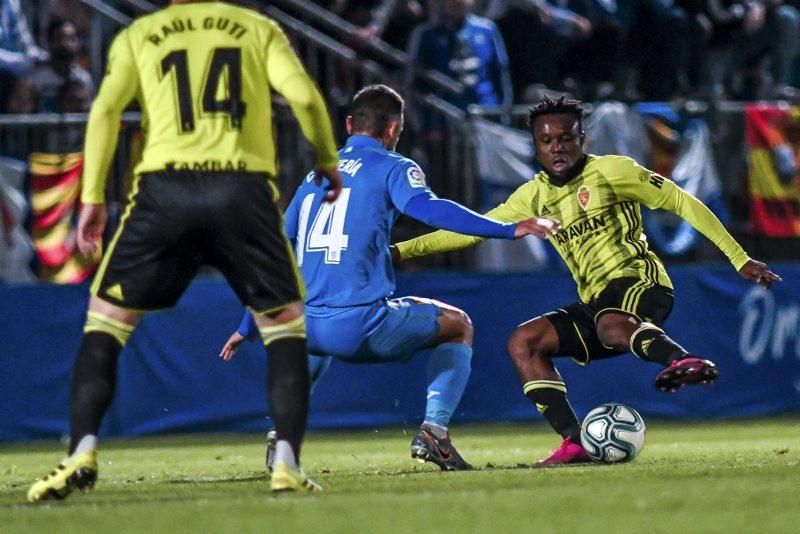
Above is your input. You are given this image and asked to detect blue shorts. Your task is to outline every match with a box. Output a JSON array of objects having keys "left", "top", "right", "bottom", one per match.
[{"left": 306, "top": 297, "right": 441, "bottom": 363}]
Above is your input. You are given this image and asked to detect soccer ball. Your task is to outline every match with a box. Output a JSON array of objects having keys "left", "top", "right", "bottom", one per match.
[{"left": 580, "top": 403, "right": 646, "bottom": 463}]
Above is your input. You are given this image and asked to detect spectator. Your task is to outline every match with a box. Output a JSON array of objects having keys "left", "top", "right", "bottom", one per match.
[
  {"left": 1, "top": 0, "right": 46, "bottom": 85},
  {"left": 706, "top": 0, "right": 800, "bottom": 99},
  {"left": 406, "top": 0, "right": 512, "bottom": 109},
  {"left": 41, "top": 0, "right": 92, "bottom": 39},
  {"left": 28, "top": 18, "right": 94, "bottom": 112}
]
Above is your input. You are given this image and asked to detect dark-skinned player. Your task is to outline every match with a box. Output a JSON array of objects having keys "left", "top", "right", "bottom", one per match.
[{"left": 393, "top": 96, "right": 781, "bottom": 466}]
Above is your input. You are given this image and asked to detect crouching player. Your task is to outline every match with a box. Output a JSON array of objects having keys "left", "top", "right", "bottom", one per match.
[
  {"left": 221, "top": 85, "right": 558, "bottom": 470},
  {"left": 393, "top": 96, "right": 782, "bottom": 467}
]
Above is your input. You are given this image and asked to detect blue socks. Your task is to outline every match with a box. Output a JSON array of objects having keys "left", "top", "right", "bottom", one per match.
[{"left": 424, "top": 343, "right": 472, "bottom": 428}]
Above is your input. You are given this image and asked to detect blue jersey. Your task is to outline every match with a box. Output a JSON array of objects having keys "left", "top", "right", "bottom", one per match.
[{"left": 284, "top": 135, "right": 430, "bottom": 311}]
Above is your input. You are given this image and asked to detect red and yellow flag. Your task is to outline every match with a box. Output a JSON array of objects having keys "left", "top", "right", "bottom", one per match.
[
  {"left": 744, "top": 105, "right": 800, "bottom": 237},
  {"left": 28, "top": 152, "right": 98, "bottom": 283}
]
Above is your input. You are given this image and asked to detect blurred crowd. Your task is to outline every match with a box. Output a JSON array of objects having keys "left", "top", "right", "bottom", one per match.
[
  {"left": 0, "top": 0, "right": 94, "bottom": 113},
  {"left": 3, "top": 0, "right": 800, "bottom": 114},
  {"left": 325, "top": 0, "right": 800, "bottom": 106}
]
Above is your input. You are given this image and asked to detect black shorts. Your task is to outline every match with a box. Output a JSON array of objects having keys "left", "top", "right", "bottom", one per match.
[
  {"left": 91, "top": 170, "right": 304, "bottom": 312},
  {"left": 543, "top": 277, "right": 674, "bottom": 365}
]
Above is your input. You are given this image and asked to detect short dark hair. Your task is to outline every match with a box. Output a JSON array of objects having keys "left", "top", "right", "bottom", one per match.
[
  {"left": 350, "top": 84, "right": 404, "bottom": 136},
  {"left": 527, "top": 95, "right": 585, "bottom": 134}
]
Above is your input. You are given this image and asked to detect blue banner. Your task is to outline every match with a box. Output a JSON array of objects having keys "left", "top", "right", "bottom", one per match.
[{"left": 1, "top": 263, "right": 799, "bottom": 442}]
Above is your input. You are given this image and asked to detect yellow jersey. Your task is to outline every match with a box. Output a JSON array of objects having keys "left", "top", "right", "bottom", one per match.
[
  {"left": 397, "top": 154, "right": 751, "bottom": 302},
  {"left": 81, "top": 1, "right": 339, "bottom": 203}
]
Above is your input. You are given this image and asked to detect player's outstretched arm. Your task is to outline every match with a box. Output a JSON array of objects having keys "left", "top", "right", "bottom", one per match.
[
  {"left": 609, "top": 157, "right": 762, "bottom": 277},
  {"left": 395, "top": 182, "right": 549, "bottom": 260},
  {"left": 634, "top": 178, "right": 781, "bottom": 288},
  {"left": 656, "top": 185, "right": 755, "bottom": 272},
  {"left": 403, "top": 192, "right": 558, "bottom": 240}
]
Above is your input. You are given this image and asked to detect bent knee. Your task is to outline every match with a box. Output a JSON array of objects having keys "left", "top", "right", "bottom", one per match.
[
  {"left": 455, "top": 309, "right": 473, "bottom": 336},
  {"left": 451, "top": 308, "right": 474, "bottom": 344},
  {"left": 596, "top": 323, "right": 631, "bottom": 350},
  {"left": 507, "top": 320, "right": 554, "bottom": 360},
  {"left": 435, "top": 305, "right": 473, "bottom": 345}
]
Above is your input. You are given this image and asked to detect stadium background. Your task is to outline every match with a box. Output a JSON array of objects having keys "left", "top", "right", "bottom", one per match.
[{"left": 1, "top": 0, "right": 800, "bottom": 442}]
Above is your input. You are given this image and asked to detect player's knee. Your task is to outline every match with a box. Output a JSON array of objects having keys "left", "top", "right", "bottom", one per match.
[
  {"left": 596, "top": 319, "right": 632, "bottom": 350},
  {"left": 509, "top": 318, "right": 558, "bottom": 364},
  {"left": 507, "top": 326, "right": 542, "bottom": 363},
  {"left": 437, "top": 306, "right": 473, "bottom": 345},
  {"left": 84, "top": 298, "right": 140, "bottom": 347},
  {"left": 455, "top": 309, "right": 473, "bottom": 340},
  {"left": 254, "top": 302, "right": 307, "bottom": 347}
]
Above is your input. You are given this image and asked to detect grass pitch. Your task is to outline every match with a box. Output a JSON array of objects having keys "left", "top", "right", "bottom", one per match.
[{"left": 1, "top": 419, "right": 798, "bottom": 533}]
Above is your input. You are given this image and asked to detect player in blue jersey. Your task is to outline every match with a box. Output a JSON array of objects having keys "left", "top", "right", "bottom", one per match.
[{"left": 221, "top": 84, "right": 558, "bottom": 471}]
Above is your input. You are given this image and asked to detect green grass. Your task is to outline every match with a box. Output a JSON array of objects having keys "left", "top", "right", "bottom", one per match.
[{"left": 1, "top": 419, "right": 798, "bottom": 533}]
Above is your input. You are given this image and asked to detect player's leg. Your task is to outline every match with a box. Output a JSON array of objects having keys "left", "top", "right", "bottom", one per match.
[
  {"left": 28, "top": 171, "right": 202, "bottom": 502},
  {"left": 422, "top": 298, "right": 473, "bottom": 430},
  {"left": 408, "top": 298, "right": 474, "bottom": 471},
  {"left": 353, "top": 296, "right": 473, "bottom": 470},
  {"left": 209, "top": 172, "right": 320, "bottom": 492},
  {"left": 250, "top": 302, "right": 321, "bottom": 492},
  {"left": 507, "top": 312, "right": 590, "bottom": 466},
  {"left": 265, "top": 353, "right": 331, "bottom": 473},
  {"left": 593, "top": 282, "right": 718, "bottom": 392},
  {"left": 27, "top": 297, "right": 142, "bottom": 502}
]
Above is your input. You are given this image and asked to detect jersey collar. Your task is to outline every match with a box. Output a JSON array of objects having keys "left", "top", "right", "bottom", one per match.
[{"left": 345, "top": 135, "right": 384, "bottom": 150}]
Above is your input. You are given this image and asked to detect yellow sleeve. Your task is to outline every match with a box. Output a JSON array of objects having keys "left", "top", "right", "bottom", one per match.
[
  {"left": 397, "top": 181, "right": 537, "bottom": 259},
  {"left": 265, "top": 23, "right": 338, "bottom": 169},
  {"left": 609, "top": 156, "right": 751, "bottom": 271},
  {"left": 81, "top": 29, "right": 139, "bottom": 204}
]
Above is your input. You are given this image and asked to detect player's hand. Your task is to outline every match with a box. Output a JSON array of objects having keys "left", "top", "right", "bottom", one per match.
[
  {"left": 739, "top": 259, "right": 782, "bottom": 289},
  {"left": 219, "top": 331, "right": 246, "bottom": 362},
  {"left": 314, "top": 165, "right": 343, "bottom": 203},
  {"left": 514, "top": 217, "right": 561, "bottom": 239},
  {"left": 76, "top": 203, "right": 107, "bottom": 257}
]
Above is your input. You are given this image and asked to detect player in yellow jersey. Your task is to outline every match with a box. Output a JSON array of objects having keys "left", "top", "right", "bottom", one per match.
[
  {"left": 393, "top": 96, "right": 782, "bottom": 466},
  {"left": 28, "top": 0, "right": 341, "bottom": 502}
]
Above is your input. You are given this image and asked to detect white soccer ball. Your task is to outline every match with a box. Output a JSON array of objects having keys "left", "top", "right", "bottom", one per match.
[{"left": 580, "top": 403, "right": 646, "bottom": 463}]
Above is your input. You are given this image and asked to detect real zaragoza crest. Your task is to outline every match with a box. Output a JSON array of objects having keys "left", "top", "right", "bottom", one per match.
[{"left": 577, "top": 186, "right": 591, "bottom": 209}]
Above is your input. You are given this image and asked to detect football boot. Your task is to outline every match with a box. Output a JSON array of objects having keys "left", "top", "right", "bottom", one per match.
[
  {"left": 655, "top": 356, "right": 718, "bottom": 393},
  {"left": 27, "top": 450, "right": 98, "bottom": 503},
  {"left": 410, "top": 424, "right": 472, "bottom": 471},
  {"left": 270, "top": 461, "right": 322, "bottom": 492},
  {"left": 535, "top": 436, "right": 592, "bottom": 467}
]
